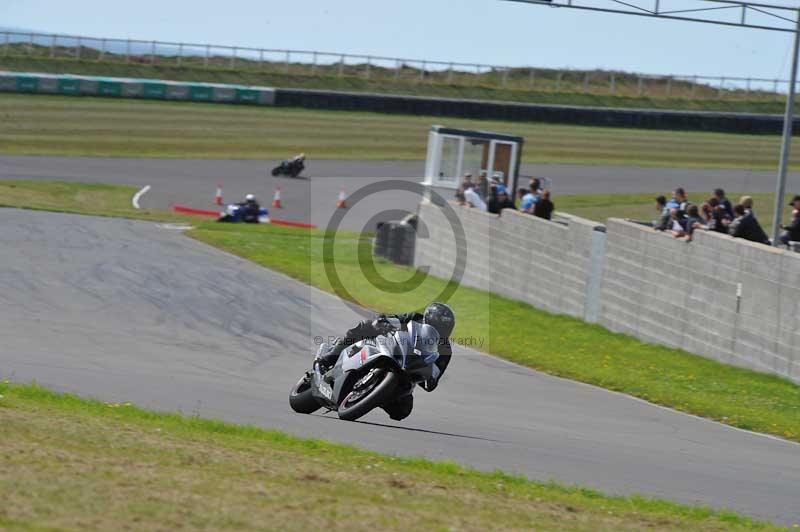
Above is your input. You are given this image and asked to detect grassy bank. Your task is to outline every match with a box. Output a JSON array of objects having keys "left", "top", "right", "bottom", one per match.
[
  {"left": 0, "top": 382, "right": 773, "bottom": 531},
  {"left": 0, "top": 179, "right": 190, "bottom": 222},
  {"left": 1, "top": 180, "right": 799, "bottom": 443},
  {"left": 0, "top": 93, "right": 794, "bottom": 170},
  {"left": 0, "top": 55, "right": 789, "bottom": 114}
]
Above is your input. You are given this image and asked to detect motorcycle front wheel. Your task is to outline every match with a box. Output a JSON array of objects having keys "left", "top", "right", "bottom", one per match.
[
  {"left": 337, "top": 367, "right": 398, "bottom": 421},
  {"left": 289, "top": 375, "right": 322, "bottom": 414},
  {"left": 271, "top": 167, "right": 281, "bottom": 177}
]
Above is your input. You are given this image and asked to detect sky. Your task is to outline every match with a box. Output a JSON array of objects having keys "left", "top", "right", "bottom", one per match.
[{"left": 3, "top": 0, "right": 800, "bottom": 82}]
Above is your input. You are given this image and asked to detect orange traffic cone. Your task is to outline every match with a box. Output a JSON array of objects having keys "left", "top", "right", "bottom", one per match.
[
  {"left": 215, "top": 183, "right": 223, "bottom": 206},
  {"left": 336, "top": 189, "right": 347, "bottom": 209},
  {"left": 272, "top": 187, "right": 282, "bottom": 208}
]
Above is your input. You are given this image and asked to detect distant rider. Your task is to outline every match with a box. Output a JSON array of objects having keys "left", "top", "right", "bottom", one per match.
[
  {"left": 238, "top": 194, "right": 261, "bottom": 223},
  {"left": 315, "top": 302, "right": 455, "bottom": 420}
]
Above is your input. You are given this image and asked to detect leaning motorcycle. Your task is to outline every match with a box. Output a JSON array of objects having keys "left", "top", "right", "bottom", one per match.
[
  {"left": 271, "top": 154, "right": 305, "bottom": 178},
  {"left": 217, "top": 203, "right": 270, "bottom": 223},
  {"left": 289, "top": 320, "right": 440, "bottom": 421}
]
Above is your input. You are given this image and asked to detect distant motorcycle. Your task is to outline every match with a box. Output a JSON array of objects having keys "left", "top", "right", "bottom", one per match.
[
  {"left": 289, "top": 319, "right": 440, "bottom": 421},
  {"left": 217, "top": 203, "right": 270, "bottom": 224},
  {"left": 271, "top": 154, "right": 305, "bottom": 178}
]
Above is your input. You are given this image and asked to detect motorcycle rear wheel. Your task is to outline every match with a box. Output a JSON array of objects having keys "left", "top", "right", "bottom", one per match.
[
  {"left": 337, "top": 368, "right": 398, "bottom": 421},
  {"left": 289, "top": 375, "right": 321, "bottom": 414}
]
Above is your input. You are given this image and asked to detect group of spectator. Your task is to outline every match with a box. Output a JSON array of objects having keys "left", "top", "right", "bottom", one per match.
[
  {"left": 455, "top": 174, "right": 554, "bottom": 220},
  {"left": 653, "top": 187, "right": 800, "bottom": 248}
]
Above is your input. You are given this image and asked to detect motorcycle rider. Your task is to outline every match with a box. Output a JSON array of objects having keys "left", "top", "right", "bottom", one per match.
[
  {"left": 238, "top": 194, "right": 261, "bottom": 223},
  {"left": 316, "top": 302, "right": 455, "bottom": 420}
]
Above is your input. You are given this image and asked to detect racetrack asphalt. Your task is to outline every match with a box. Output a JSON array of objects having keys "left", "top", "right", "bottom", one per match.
[
  {"left": 2, "top": 208, "right": 798, "bottom": 525},
  {"left": 3, "top": 155, "right": 800, "bottom": 230}
]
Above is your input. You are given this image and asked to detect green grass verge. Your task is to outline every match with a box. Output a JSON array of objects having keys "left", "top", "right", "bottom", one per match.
[
  {"left": 1, "top": 93, "right": 796, "bottom": 170},
  {"left": 0, "top": 179, "right": 192, "bottom": 222},
  {"left": 0, "top": 381, "right": 778, "bottom": 530},
  {"left": 0, "top": 55, "right": 789, "bottom": 114}
]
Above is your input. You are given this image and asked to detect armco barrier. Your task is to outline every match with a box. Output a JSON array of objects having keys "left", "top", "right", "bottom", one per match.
[
  {"left": 0, "top": 71, "right": 797, "bottom": 135},
  {"left": 0, "top": 71, "right": 276, "bottom": 105},
  {"left": 414, "top": 204, "right": 800, "bottom": 383}
]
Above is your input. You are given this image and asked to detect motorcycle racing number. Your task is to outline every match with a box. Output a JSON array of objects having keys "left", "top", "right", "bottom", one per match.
[{"left": 319, "top": 382, "right": 333, "bottom": 400}]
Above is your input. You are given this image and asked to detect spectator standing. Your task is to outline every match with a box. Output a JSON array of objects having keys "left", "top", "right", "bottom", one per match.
[
  {"left": 668, "top": 208, "right": 687, "bottom": 238},
  {"left": 739, "top": 196, "right": 757, "bottom": 220},
  {"left": 713, "top": 188, "right": 734, "bottom": 219},
  {"left": 477, "top": 172, "right": 489, "bottom": 200},
  {"left": 533, "top": 190, "right": 554, "bottom": 220},
  {"left": 729, "top": 204, "right": 770, "bottom": 245},
  {"left": 779, "top": 194, "right": 800, "bottom": 247},
  {"left": 684, "top": 204, "right": 706, "bottom": 241},
  {"left": 653, "top": 195, "right": 670, "bottom": 231},
  {"left": 487, "top": 187, "right": 516, "bottom": 215},
  {"left": 463, "top": 184, "right": 487, "bottom": 212},
  {"left": 519, "top": 184, "right": 540, "bottom": 214},
  {"left": 706, "top": 197, "right": 731, "bottom": 234}
]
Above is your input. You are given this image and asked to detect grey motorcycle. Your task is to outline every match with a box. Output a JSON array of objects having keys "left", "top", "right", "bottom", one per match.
[{"left": 289, "top": 320, "right": 440, "bottom": 421}]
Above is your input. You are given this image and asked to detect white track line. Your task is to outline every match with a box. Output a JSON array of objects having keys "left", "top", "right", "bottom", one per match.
[{"left": 131, "top": 185, "right": 151, "bottom": 209}]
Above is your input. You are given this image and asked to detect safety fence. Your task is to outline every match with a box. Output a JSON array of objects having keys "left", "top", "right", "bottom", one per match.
[{"left": 0, "top": 30, "right": 794, "bottom": 101}]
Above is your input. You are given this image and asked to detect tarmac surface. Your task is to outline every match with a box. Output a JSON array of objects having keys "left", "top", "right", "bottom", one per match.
[
  {"left": 2, "top": 208, "right": 799, "bottom": 525},
  {"left": 3, "top": 155, "right": 800, "bottom": 230}
]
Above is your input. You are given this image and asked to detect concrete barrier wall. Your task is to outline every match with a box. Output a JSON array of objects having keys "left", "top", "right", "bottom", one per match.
[
  {"left": 599, "top": 219, "right": 800, "bottom": 381},
  {"left": 416, "top": 206, "right": 800, "bottom": 383},
  {"left": 415, "top": 200, "right": 605, "bottom": 321}
]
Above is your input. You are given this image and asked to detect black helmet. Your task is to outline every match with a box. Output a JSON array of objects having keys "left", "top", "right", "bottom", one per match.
[{"left": 423, "top": 302, "right": 455, "bottom": 338}]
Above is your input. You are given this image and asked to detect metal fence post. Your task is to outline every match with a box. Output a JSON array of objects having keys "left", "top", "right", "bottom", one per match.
[
  {"left": 285, "top": 51, "right": 290, "bottom": 74},
  {"left": 3, "top": 32, "right": 9, "bottom": 57},
  {"left": 528, "top": 69, "right": 535, "bottom": 89},
  {"left": 609, "top": 73, "right": 615, "bottom": 94},
  {"left": 99, "top": 38, "right": 106, "bottom": 61},
  {"left": 259, "top": 49, "right": 264, "bottom": 70},
  {"left": 365, "top": 56, "right": 371, "bottom": 79},
  {"left": 718, "top": 76, "right": 725, "bottom": 98},
  {"left": 447, "top": 63, "right": 454, "bottom": 84},
  {"left": 395, "top": 59, "right": 401, "bottom": 80},
  {"left": 745, "top": 78, "right": 751, "bottom": 99},
  {"left": 126, "top": 39, "right": 131, "bottom": 63},
  {"left": 502, "top": 67, "right": 509, "bottom": 87},
  {"left": 177, "top": 43, "right": 183, "bottom": 67},
  {"left": 474, "top": 65, "right": 480, "bottom": 86},
  {"left": 419, "top": 61, "right": 426, "bottom": 83},
  {"left": 150, "top": 41, "right": 156, "bottom": 65},
  {"left": 583, "top": 71, "right": 590, "bottom": 93},
  {"left": 690, "top": 75, "right": 698, "bottom": 98},
  {"left": 76, "top": 36, "right": 82, "bottom": 60},
  {"left": 637, "top": 76, "right": 644, "bottom": 96},
  {"left": 666, "top": 76, "right": 672, "bottom": 97},
  {"left": 556, "top": 71, "right": 563, "bottom": 91},
  {"left": 230, "top": 47, "right": 236, "bottom": 69},
  {"left": 50, "top": 34, "right": 56, "bottom": 58},
  {"left": 204, "top": 45, "right": 210, "bottom": 67},
  {"left": 338, "top": 55, "right": 345, "bottom": 77},
  {"left": 311, "top": 52, "right": 317, "bottom": 75}
]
